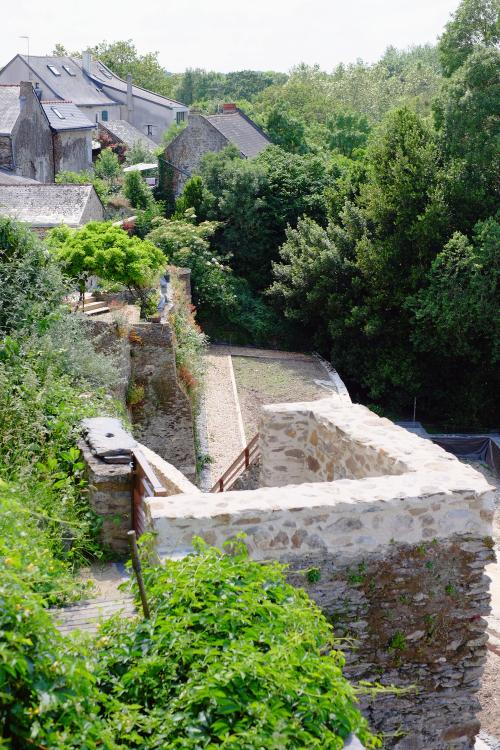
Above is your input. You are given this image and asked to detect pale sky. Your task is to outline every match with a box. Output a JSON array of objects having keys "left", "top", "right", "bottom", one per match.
[{"left": 2, "top": 0, "right": 459, "bottom": 73}]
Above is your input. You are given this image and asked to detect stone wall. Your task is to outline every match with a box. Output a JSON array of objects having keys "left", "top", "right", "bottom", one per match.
[
  {"left": 129, "top": 321, "right": 196, "bottom": 480},
  {"left": 53, "top": 130, "right": 93, "bottom": 174},
  {"left": 144, "top": 397, "right": 495, "bottom": 749},
  {"left": 166, "top": 114, "right": 228, "bottom": 195},
  {"left": 12, "top": 82, "right": 54, "bottom": 183},
  {"left": 78, "top": 439, "right": 132, "bottom": 555}
]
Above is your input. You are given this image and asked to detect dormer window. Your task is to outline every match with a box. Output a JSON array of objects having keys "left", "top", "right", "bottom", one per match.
[
  {"left": 47, "top": 65, "right": 61, "bottom": 76},
  {"left": 51, "top": 107, "right": 65, "bottom": 119},
  {"left": 62, "top": 65, "right": 76, "bottom": 76}
]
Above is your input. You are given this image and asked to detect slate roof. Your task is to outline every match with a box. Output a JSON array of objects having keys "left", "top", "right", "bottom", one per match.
[
  {"left": 41, "top": 100, "right": 94, "bottom": 131},
  {"left": 0, "top": 184, "right": 98, "bottom": 226},
  {"left": 0, "top": 85, "right": 21, "bottom": 135},
  {"left": 204, "top": 111, "right": 270, "bottom": 157},
  {"left": 78, "top": 59, "right": 186, "bottom": 110},
  {"left": 0, "top": 169, "right": 39, "bottom": 185},
  {"left": 100, "top": 120, "right": 157, "bottom": 151},
  {"left": 16, "top": 55, "right": 117, "bottom": 107}
]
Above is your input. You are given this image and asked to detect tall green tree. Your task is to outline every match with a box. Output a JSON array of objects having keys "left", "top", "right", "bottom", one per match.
[
  {"left": 438, "top": 0, "right": 500, "bottom": 76},
  {"left": 433, "top": 47, "right": 500, "bottom": 230}
]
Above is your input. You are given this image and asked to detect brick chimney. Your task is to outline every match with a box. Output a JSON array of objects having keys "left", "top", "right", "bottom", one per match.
[
  {"left": 82, "top": 50, "right": 92, "bottom": 76},
  {"left": 222, "top": 103, "right": 237, "bottom": 113}
]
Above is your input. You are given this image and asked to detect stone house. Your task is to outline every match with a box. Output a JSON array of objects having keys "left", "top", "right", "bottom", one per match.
[
  {"left": 0, "top": 82, "right": 54, "bottom": 182},
  {"left": 98, "top": 119, "right": 157, "bottom": 157},
  {"left": 41, "top": 100, "right": 94, "bottom": 174},
  {"left": 166, "top": 103, "right": 271, "bottom": 194},
  {"left": 0, "top": 53, "right": 188, "bottom": 142},
  {"left": 0, "top": 183, "right": 103, "bottom": 234}
]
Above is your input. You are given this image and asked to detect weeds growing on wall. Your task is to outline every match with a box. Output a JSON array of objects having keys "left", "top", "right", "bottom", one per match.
[{"left": 168, "top": 275, "right": 207, "bottom": 411}]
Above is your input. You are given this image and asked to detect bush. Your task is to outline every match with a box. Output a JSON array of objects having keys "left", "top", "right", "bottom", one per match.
[
  {"left": 0, "top": 217, "right": 67, "bottom": 335},
  {"left": 124, "top": 170, "right": 154, "bottom": 210}
]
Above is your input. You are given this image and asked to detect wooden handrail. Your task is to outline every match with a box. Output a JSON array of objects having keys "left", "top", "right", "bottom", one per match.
[
  {"left": 210, "top": 434, "right": 260, "bottom": 493},
  {"left": 131, "top": 447, "right": 168, "bottom": 537}
]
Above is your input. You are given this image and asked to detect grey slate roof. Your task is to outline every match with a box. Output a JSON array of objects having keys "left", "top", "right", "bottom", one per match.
[
  {"left": 17, "top": 55, "right": 117, "bottom": 107},
  {"left": 78, "top": 59, "right": 186, "bottom": 110},
  {"left": 100, "top": 120, "right": 157, "bottom": 151},
  {"left": 0, "top": 85, "right": 20, "bottom": 135},
  {"left": 204, "top": 111, "right": 270, "bottom": 157},
  {"left": 0, "top": 184, "right": 97, "bottom": 226},
  {"left": 41, "top": 100, "right": 94, "bottom": 131},
  {"left": 0, "top": 169, "right": 39, "bottom": 184}
]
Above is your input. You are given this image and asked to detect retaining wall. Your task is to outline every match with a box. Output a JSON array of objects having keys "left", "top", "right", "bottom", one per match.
[{"left": 144, "top": 398, "right": 495, "bottom": 749}]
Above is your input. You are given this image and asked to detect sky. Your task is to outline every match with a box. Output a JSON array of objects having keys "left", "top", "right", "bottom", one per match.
[{"left": 2, "top": 0, "right": 460, "bottom": 73}]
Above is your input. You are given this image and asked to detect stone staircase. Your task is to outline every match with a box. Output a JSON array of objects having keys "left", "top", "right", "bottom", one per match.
[{"left": 77, "top": 293, "right": 110, "bottom": 317}]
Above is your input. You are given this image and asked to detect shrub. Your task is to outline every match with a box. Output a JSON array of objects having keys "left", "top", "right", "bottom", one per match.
[
  {"left": 168, "top": 277, "right": 207, "bottom": 409},
  {"left": 0, "top": 217, "right": 67, "bottom": 335},
  {"left": 95, "top": 538, "right": 381, "bottom": 749},
  {"left": 124, "top": 170, "right": 154, "bottom": 210}
]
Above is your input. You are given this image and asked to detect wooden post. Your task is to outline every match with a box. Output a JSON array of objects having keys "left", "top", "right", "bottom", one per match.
[
  {"left": 127, "top": 530, "right": 150, "bottom": 619},
  {"left": 244, "top": 446, "right": 250, "bottom": 468}
]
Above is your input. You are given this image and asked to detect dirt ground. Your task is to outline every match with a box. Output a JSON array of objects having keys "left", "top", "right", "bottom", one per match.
[{"left": 231, "top": 355, "right": 331, "bottom": 438}]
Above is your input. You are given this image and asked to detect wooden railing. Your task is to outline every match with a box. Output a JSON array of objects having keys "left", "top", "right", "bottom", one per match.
[
  {"left": 210, "top": 434, "right": 260, "bottom": 493},
  {"left": 131, "top": 447, "right": 167, "bottom": 537}
]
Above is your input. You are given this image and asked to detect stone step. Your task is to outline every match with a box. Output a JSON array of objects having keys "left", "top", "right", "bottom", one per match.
[
  {"left": 51, "top": 595, "right": 135, "bottom": 634},
  {"left": 84, "top": 306, "right": 110, "bottom": 316}
]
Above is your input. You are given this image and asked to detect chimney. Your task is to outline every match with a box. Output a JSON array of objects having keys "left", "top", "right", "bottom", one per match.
[
  {"left": 82, "top": 50, "right": 92, "bottom": 76},
  {"left": 19, "top": 81, "right": 36, "bottom": 116},
  {"left": 126, "top": 73, "right": 133, "bottom": 120},
  {"left": 223, "top": 103, "right": 237, "bottom": 113}
]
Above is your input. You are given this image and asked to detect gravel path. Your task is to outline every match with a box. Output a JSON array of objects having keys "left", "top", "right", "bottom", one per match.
[{"left": 202, "top": 346, "right": 246, "bottom": 488}]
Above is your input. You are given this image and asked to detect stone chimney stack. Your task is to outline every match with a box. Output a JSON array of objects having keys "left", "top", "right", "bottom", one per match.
[
  {"left": 126, "top": 73, "right": 133, "bottom": 121},
  {"left": 18, "top": 81, "right": 36, "bottom": 118},
  {"left": 82, "top": 50, "right": 92, "bottom": 76}
]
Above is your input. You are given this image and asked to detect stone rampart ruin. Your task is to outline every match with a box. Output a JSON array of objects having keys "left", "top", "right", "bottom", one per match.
[{"left": 144, "top": 398, "right": 495, "bottom": 750}]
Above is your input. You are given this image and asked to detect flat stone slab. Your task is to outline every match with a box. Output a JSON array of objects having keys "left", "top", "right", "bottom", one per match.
[{"left": 81, "top": 417, "right": 137, "bottom": 459}]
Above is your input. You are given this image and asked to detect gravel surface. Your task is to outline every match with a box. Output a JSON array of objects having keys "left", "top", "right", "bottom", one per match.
[
  {"left": 232, "top": 355, "right": 332, "bottom": 439},
  {"left": 202, "top": 346, "right": 246, "bottom": 488}
]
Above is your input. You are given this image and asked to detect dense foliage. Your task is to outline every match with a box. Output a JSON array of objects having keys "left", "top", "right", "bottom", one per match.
[
  {"left": 0, "top": 218, "right": 121, "bottom": 567},
  {"left": 48, "top": 222, "right": 165, "bottom": 312},
  {"left": 0, "top": 534, "right": 380, "bottom": 749}
]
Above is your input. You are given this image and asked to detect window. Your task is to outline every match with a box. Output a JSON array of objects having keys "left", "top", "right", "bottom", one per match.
[
  {"left": 51, "top": 107, "right": 65, "bottom": 119},
  {"left": 62, "top": 65, "right": 76, "bottom": 76},
  {"left": 47, "top": 64, "right": 61, "bottom": 76},
  {"left": 176, "top": 111, "right": 185, "bottom": 125},
  {"left": 101, "top": 110, "right": 109, "bottom": 122}
]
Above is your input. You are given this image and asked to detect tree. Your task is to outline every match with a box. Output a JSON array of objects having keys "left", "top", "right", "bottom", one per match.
[
  {"left": 94, "top": 148, "right": 121, "bottom": 189},
  {"left": 175, "top": 176, "right": 205, "bottom": 218},
  {"left": 48, "top": 222, "right": 165, "bottom": 313},
  {"left": 266, "top": 104, "right": 307, "bottom": 153},
  {"left": 433, "top": 47, "right": 500, "bottom": 230},
  {"left": 0, "top": 218, "right": 66, "bottom": 335},
  {"left": 123, "top": 170, "right": 153, "bottom": 210},
  {"left": 125, "top": 141, "right": 155, "bottom": 166},
  {"left": 88, "top": 40, "right": 177, "bottom": 98},
  {"left": 326, "top": 110, "right": 371, "bottom": 158},
  {"left": 438, "top": 0, "right": 500, "bottom": 76}
]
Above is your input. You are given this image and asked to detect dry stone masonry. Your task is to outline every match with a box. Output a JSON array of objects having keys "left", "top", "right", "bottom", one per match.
[{"left": 145, "top": 397, "right": 495, "bottom": 749}]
